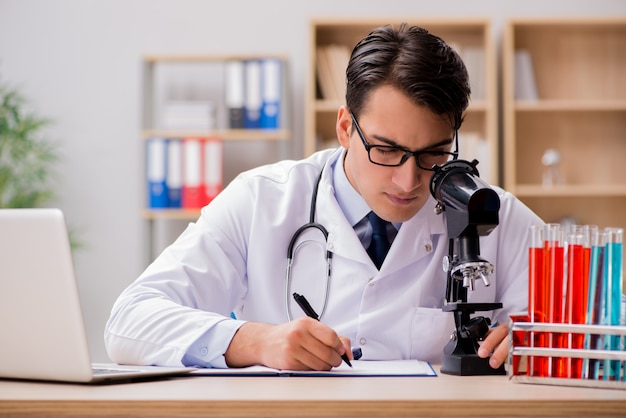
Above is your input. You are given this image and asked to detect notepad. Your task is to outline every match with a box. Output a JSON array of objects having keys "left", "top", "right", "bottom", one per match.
[{"left": 191, "top": 360, "right": 436, "bottom": 377}]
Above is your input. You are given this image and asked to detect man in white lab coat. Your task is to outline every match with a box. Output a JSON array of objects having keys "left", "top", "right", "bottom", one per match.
[{"left": 105, "top": 24, "right": 543, "bottom": 371}]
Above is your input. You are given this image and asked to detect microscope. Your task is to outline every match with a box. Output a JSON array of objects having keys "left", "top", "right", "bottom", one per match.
[{"left": 429, "top": 159, "right": 506, "bottom": 376}]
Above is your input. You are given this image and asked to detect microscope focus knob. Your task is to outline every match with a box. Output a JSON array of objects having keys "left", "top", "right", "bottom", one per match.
[{"left": 442, "top": 255, "right": 451, "bottom": 273}]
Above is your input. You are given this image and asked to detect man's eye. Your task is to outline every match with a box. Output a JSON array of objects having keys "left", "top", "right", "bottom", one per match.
[
  {"left": 374, "top": 147, "right": 403, "bottom": 155},
  {"left": 420, "top": 151, "right": 454, "bottom": 166}
]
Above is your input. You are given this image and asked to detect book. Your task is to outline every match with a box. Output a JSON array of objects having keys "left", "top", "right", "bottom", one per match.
[
  {"left": 244, "top": 59, "right": 262, "bottom": 129},
  {"left": 161, "top": 100, "right": 216, "bottom": 131},
  {"left": 225, "top": 60, "right": 245, "bottom": 129},
  {"left": 191, "top": 359, "right": 436, "bottom": 377},
  {"left": 461, "top": 46, "right": 486, "bottom": 101},
  {"left": 166, "top": 139, "right": 182, "bottom": 208},
  {"left": 316, "top": 46, "right": 337, "bottom": 100},
  {"left": 326, "top": 44, "right": 350, "bottom": 102},
  {"left": 514, "top": 49, "right": 539, "bottom": 101},
  {"left": 146, "top": 138, "right": 168, "bottom": 208},
  {"left": 260, "top": 58, "right": 282, "bottom": 129}
]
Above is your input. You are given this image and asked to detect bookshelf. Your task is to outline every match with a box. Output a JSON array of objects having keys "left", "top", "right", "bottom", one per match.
[
  {"left": 502, "top": 18, "right": 626, "bottom": 232},
  {"left": 141, "top": 55, "right": 290, "bottom": 258},
  {"left": 141, "top": 54, "right": 290, "bottom": 220},
  {"left": 305, "top": 18, "right": 499, "bottom": 185}
]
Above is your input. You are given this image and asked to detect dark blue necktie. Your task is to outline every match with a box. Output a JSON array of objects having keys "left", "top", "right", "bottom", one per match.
[{"left": 366, "top": 212, "right": 391, "bottom": 269}]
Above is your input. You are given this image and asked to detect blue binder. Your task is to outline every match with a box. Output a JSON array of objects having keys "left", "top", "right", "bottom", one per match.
[
  {"left": 166, "top": 139, "right": 182, "bottom": 208},
  {"left": 244, "top": 60, "right": 262, "bottom": 129},
  {"left": 146, "top": 138, "right": 168, "bottom": 208},
  {"left": 260, "top": 58, "right": 282, "bottom": 129}
]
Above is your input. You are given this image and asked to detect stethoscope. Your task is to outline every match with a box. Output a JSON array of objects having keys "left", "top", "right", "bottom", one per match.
[{"left": 285, "top": 169, "right": 332, "bottom": 321}]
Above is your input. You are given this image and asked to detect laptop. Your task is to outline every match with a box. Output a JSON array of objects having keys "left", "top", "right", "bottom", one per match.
[{"left": 0, "top": 208, "right": 195, "bottom": 383}]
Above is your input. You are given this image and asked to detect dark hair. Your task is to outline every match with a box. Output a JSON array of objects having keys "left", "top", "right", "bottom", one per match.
[{"left": 346, "top": 23, "right": 470, "bottom": 130}]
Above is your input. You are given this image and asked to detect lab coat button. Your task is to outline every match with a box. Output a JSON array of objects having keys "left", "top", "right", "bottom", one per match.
[
  {"left": 368, "top": 279, "right": 375, "bottom": 286},
  {"left": 359, "top": 338, "right": 367, "bottom": 345},
  {"left": 424, "top": 244, "right": 432, "bottom": 252},
  {"left": 200, "top": 347, "right": 208, "bottom": 356}
]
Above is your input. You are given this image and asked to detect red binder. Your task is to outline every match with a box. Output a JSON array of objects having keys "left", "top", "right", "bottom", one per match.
[
  {"left": 181, "top": 137, "right": 223, "bottom": 209},
  {"left": 181, "top": 138, "right": 204, "bottom": 209}
]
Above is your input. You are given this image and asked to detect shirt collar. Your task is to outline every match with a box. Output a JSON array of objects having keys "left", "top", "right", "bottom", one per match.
[
  {"left": 331, "top": 149, "right": 402, "bottom": 231},
  {"left": 331, "top": 149, "right": 372, "bottom": 227}
]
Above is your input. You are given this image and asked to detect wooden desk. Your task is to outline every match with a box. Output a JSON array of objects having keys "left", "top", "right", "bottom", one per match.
[{"left": 1, "top": 366, "right": 624, "bottom": 417}]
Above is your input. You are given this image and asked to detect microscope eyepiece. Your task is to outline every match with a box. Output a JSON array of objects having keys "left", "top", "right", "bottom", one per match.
[{"left": 430, "top": 159, "right": 500, "bottom": 238}]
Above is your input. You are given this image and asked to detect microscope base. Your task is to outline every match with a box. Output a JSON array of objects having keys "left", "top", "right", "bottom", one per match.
[{"left": 441, "top": 353, "right": 506, "bottom": 376}]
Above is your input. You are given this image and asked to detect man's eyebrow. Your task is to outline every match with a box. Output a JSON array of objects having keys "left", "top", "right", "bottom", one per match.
[{"left": 371, "top": 134, "right": 454, "bottom": 152}]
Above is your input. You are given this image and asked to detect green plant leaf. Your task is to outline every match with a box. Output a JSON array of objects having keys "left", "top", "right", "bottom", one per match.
[{"left": 0, "top": 82, "right": 58, "bottom": 209}]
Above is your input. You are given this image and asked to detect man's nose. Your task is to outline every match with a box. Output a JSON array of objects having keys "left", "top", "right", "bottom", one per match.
[{"left": 391, "top": 156, "right": 424, "bottom": 191}]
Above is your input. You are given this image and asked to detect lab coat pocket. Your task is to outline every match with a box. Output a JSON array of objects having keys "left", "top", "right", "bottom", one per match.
[{"left": 410, "top": 307, "right": 455, "bottom": 363}]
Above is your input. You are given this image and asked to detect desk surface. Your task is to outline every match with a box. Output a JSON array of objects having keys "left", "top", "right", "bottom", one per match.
[{"left": 1, "top": 366, "right": 625, "bottom": 418}]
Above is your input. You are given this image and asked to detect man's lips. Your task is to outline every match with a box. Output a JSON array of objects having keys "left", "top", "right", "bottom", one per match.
[{"left": 386, "top": 193, "right": 418, "bottom": 206}]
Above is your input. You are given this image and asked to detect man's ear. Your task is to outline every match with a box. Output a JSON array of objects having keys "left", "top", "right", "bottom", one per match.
[{"left": 336, "top": 105, "right": 353, "bottom": 149}]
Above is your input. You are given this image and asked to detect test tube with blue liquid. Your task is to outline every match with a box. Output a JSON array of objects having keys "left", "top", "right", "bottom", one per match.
[
  {"left": 603, "top": 227, "right": 623, "bottom": 381},
  {"left": 583, "top": 229, "right": 606, "bottom": 380},
  {"left": 623, "top": 293, "right": 626, "bottom": 382}
]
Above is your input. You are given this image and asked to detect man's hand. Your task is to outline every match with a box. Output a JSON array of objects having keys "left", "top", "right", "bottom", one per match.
[
  {"left": 477, "top": 322, "right": 509, "bottom": 369},
  {"left": 224, "top": 318, "right": 352, "bottom": 371}
]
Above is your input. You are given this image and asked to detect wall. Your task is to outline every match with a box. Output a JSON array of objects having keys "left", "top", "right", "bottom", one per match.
[{"left": 0, "top": 0, "right": 624, "bottom": 362}]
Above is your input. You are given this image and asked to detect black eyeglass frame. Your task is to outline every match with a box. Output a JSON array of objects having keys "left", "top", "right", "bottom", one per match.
[{"left": 350, "top": 111, "right": 459, "bottom": 171}]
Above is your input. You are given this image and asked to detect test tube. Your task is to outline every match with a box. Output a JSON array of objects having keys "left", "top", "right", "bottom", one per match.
[
  {"left": 623, "top": 293, "right": 626, "bottom": 382},
  {"left": 582, "top": 227, "right": 595, "bottom": 319},
  {"left": 546, "top": 223, "right": 567, "bottom": 378},
  {"left": 603, "top": 227, "right": 623, "bottom": 381},
  {"left": 528, "top": 224, "right": 547, "bottom": 377},
  {"left": 509, "top": 312, "right": 530, "bottom": 376},
  {"left": 566, "top": 225, "right": 592, "bottom": 379},
  {"left": 583, "top": 229, "right": 606, "bottom": 380}
]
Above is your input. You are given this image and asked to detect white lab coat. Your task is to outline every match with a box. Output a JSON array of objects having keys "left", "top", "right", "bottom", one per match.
[{"left": 105, "top": 148, "right": 544, "bottom": 367}]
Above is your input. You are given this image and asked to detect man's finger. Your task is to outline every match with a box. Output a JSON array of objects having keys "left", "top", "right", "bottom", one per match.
[
  {"left": 488, "top": 335, "right": 510, "bottom": 368},
  {"left": 477, "top": 323, "right": 509, "bottom": 367}
]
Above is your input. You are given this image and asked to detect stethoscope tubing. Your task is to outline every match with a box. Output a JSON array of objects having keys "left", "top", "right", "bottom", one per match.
[{"left": 285, "top": 170, "right": 333, "bottom": 321}]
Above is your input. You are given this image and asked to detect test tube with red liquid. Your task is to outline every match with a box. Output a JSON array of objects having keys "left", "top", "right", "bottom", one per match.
[
  {"left": 509, "top": 312, "right": 530, "bottom": 376},
  {"left": 528, "top": 224, "right": 548, "bottom": 377},
  {"left": 566, "top": 225, "right": 593, "bottom": 379},
  {"left": 546, "top": 224, "right": 567, "bottom": 378}
]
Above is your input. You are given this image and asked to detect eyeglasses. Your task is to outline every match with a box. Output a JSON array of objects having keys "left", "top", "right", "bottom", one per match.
[{"left": 350, "top": 111, "right": 458, "bottom": 171}]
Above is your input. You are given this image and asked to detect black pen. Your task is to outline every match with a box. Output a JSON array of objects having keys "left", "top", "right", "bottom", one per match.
[{"left": 292, "top": 292, "right": 353, "bottom": 368}]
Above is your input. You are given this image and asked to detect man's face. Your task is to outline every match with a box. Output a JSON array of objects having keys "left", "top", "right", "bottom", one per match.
[{"left": 337, "top": 84, "right": 456, "bottom": 223}]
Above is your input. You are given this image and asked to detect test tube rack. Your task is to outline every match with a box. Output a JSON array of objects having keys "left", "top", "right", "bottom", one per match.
[{"left": 508, "top": 321, "right": 626, "bottom": 390}]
